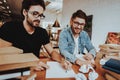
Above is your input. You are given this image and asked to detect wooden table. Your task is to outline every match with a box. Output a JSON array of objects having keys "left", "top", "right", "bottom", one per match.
[
  {"left": 0, "top": 53, "right": 39, "bottom": 80},
  {"left": 31, "top": 57, "right": 106, "bottom": 80},
  {"left": 0, "top": 53, "right": 39, "bottom": 72},
  {"left": 0, "top": 46, "right": 23, "bottom": 55},
  {"left": 0, "top": 38, "right": 12, "bottom": 48}
]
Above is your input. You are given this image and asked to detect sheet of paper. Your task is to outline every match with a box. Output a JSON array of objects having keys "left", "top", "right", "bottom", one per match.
[{"left": 46, "top": 61, "right": 75, "bottom": 78}]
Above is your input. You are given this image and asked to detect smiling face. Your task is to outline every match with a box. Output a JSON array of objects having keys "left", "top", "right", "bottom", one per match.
[
  {"left": 70, "top": 17, "right": 86, "bottom": 35},
  {"left": 23, "top": 5, "right": 44, "bottom": 27}
]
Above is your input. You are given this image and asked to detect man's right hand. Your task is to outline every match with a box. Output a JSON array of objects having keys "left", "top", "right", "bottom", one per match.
[
  {"left": 60, "top": 59, "right": 72, "bottom": 70},
  {"left": 34, "top": 61, "right": 49, "bottom": 71}
]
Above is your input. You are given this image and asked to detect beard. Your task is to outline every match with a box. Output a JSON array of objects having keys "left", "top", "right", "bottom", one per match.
[
  {"left": 73, "top": 27, "right": 82, "bottom": 34},
  {"left": 32, "top": 20, "right": 40, "bottom": 27},
  {"left": 26, "top": 15, "right": 40, "bottom": 28}
]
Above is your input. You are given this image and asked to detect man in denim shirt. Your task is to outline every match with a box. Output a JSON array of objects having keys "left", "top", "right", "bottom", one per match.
[{"left": 58, "top": 10, "right": 96, "bottom": 66}]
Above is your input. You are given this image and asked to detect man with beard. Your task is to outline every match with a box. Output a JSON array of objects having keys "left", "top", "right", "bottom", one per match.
[
  {"left": 0, "top": 0, "right": 71, "bottom": 71},
  {"left": 58, "top": 10, "right": 96, "bottom": 66}
]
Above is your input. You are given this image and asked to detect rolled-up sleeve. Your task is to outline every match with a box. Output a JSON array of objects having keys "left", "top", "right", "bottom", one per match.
[
  {"left": 58, "top": 30, "right": 77, "bottom": 63},
  {"left": 84, "top": 32, "right": 96, "bottom": 58}
]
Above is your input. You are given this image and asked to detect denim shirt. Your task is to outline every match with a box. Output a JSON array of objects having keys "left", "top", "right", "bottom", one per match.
[{"left": 58, "top": 27, "right": 96, "bottom": 63}]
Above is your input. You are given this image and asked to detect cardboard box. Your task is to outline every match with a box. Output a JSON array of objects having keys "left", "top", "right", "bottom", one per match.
[
  {"left": 105, "top": 73, "right": 117, "bottom": 80},
  {"left": 105, "top": 69, "right": 120, "bottom": 80}
]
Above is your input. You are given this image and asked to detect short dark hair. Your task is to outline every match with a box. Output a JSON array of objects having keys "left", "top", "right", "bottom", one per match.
[
  {"left": 21, "top": 0, "right": 45, "bottom": 20},
  {"left": 21, "top": 0, "right": 45, "bottom": 12},
  {"left": 71, "top": 10, "right": 87, "bottom": 23}
]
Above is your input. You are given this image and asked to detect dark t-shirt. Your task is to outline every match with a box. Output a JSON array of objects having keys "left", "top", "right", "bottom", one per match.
[{"left": 0, "top": 21, "right": 50, "bottom": 57}]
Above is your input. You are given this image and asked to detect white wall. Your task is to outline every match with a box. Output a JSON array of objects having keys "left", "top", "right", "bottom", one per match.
[
  {"left": 42, "top": 10, "right": 62, "bottom": 28},
  {"left": 61, "top": 0, "right": 120, "bottom": 51}
]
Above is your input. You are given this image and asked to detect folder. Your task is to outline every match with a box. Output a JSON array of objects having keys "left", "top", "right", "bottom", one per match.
[{"left": 102, "top": 58, "right": 120, "bottom": 74}]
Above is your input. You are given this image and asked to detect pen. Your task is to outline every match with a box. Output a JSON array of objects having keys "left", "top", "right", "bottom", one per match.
[
  {"left": 65, "top": 57, "right": 68, "bottom": 73},
  {"left": 66, "top": 69, "right": 68, "bottom": 73}
]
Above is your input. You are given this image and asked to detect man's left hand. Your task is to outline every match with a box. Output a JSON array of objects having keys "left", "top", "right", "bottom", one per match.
[
  {"left": 83, "top": 53, "right": 95, "bottom": 66},
  {"left": 83, "top": 53, "right": 94, "bottom": 60}
]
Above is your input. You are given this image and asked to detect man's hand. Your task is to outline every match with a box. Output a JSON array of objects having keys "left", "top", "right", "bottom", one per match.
[
  {"left": 83, "top": 54, "right": 95, "bottom": 66},
  {"left": 34, "top": 61, "right": 49, "bottom": 71},
  {"left": 83, "top": 53, "right": 94, "bottom": 60},
  {"left": 50, "top": 50, "right": 62, "bottom": 62},
  {"left": 75, "top": 59, "right": 91, "bottom": 66},
  {"left": 75, "top": 58, "right": 95, "bottom": 67},
  {"left": 60, "top": 60, "right": 72, "bottom": 70}
]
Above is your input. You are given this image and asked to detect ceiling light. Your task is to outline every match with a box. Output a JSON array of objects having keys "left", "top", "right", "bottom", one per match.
[
  {"left": 0, "top": 1, "right": 2, "bottom": 4},
  {"left": 3, "top": 0, "right": 6, "bottom": 3},
  {"left": 8, "top": 10, "right": 11, "bottom": 13},
  {"left": 6, "top": 6, "right": 9, "bottom": 9}
]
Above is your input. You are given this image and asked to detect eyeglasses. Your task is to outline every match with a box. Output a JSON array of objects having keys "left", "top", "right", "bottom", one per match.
[
  {"left": 73, "top": 21, "right": 85, "bottom": 27},
  {"left": 28, "top": 11, "right": 45, "bottom": 19}
]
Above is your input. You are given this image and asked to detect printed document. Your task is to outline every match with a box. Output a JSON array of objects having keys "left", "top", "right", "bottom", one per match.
[{"left": 46, "top": 61, "right": 75, "bottom": 78}]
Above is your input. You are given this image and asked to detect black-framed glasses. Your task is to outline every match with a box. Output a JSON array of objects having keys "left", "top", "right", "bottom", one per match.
[
  {"left": 73, "top": 21, "right": 85, "bottom": 27},
  {"left": 28, "top": 11, "right": 45, "bottom": 19}
]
